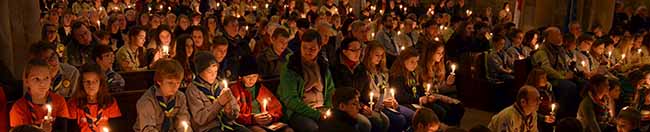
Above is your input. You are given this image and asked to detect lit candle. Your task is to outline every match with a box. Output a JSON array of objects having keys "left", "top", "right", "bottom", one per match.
[
  {"left": 252, "top": 5, "right": 257, "bottom": 10},
  {"left": 622, "top": 54, "right": 626, "bottom": 60},
  {"left": 325, "top": 109, "right": 331, "bottom": 119},
  {"left": 168, "top": 6, "right": 171, "bottom": 11},
  {"left": 426, "top": 83, "right": 431, "bottom": 95},
  {"left": 505, "top": 7, "right": 510, "bottom": 12},
  {"left": 399, "top": 5, "right": 403, "bottom": 9},
  {"left": 113, "top": 7, "right": 119, "bottom": 11},
  {"left": 390, "top": 88, "right": 395, "bottom": 98},
  {"left": 102, "top": 127, "right": 109, "bottom": 132},
  {"left": 97, "top": 20, "right": 101, "bottom": 29},
  {"left": 348, "top": 8, "right": 352, "bottom": 13},
  {"left": 450, "top": 64, "right": 457, "bottom": 75},
  {"left": 403, "top": 7, "right": 407, "bottom": 12},
  {"left": 46, "top": 104, "right": 52, "bottom": 117},
  {"left": 534, "top": 44, "right": 539, "bottom": 50},
  {"left": 265, "top": 4, "right": 269, "bottom": 9},
  {"left": 262, "top": 98, "right": 268, "bottom": 113},
  {"left": 371, "top": 33, "right": 375, "bottom": 38},
  {"left": 580, "top": 60, "right": 586, "bottom": 67},
  {"left": 397, "top": 31, "right": 401, "bottom": 35},
  {"left": 608, "top": 51, "right": 612, "bottom": 58},
  {"left": 551, "top": 103, "right": 557, "bottom": 115},
  {"left": 638, "top": 48, "right": 642, "bottom": 54},
  {"left": 217, "top": 3, "right": 220, "bottom": 7},
  {"left": 466, "top": 10, "right": 472, "bottom": 16},
  {"left": 369, "top": 92, "right": 375, "bottom": 110},
  {"left": 379, "top": 10, "right": 384, "bottom": 14},
  {"left": 181, "top": 121, "right": 189, "bottom": 132},
  {"left": 222, "top": 80, "right": 229, "bottom": 91},
  {"left": 400, "top": 46, "right": 405, "bottom": 51},
  {"left": 434, "top": 37, "right": 440, "bottom": 41},
  {"left": 159, "top": 5, "right": 163, "bottom": 10},
  {"left": 439, "top": 25, "right": 445, "bottom": 30},
  {"left": 148, "top": 7, "right": 152, "bottom": 12},
  {"left": 370, "top": 6, "right": 375, "bottom": 11},
  {"left": 162, "top": 45, "right": 170, "bottom": 55}
]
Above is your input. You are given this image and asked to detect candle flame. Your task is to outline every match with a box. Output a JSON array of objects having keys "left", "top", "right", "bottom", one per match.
[{"left": 102, "top": 127, "right": 110, "bottom": 132}]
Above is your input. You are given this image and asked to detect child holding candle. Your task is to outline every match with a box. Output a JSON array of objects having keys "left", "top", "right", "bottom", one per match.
[
  {"left": 10, "top": 59, "right": 70, "bottom": 131},
  {"left": 420, "top": 43, "right": 455, "bottom": 95},
  {"left": 572, "top": 35, "right": 597, "bottom": 79},
  {"left": 231, "top": 56, "right": 290, "bottom": 132},
  {"left": 186, "top": 52, "right": 244, "bottom": 132},
  {"left": 389, "top": 47, "right": 464, "bottom": 126},
  {"left": 362, "top": 42, "right": 413, "bottom": 132},
  {"left": 524, "top": 69, "right": 556, "bottom": 131},
  {"left": 133, "top": 59, "right": 191, "bottom": 132},
  {"left": 28, "top": 41, "right": 80, "bottom": 98},
  {"left": 67, "top": 64, "right": 122, "bottom": 132}
]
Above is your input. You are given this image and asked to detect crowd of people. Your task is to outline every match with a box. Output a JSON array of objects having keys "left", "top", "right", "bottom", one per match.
[{"left": 6, "top": 0, "right": 650, "bottom": 131}]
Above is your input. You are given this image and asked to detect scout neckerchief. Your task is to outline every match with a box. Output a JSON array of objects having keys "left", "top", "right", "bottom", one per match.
[
  {"left": 242, "top": 84, "right": 261, "bottom": 114},
  {"left": 155, "top": 89, "right": 176, "bottom": 132},
  {"left": 513, "top": 103, "right": 535, "bottom": 131},
  {"left": 590, "top": 93, "right": 611, "bottom": 126},
  {"left": 192, "top": 77, "right": 221, "bottom": 101},
  {"left": 25, "top": 93, "right": 53, "bottom": 125},
  {"left": 408, "top": 72, "right": 418, "bottom": 98},
  {"left": 580, "top": 51, "right": 594, "bottom": 70},
  {"left": 106, "top": 70, "right": 116, "bottom": 84},
  {"left": 51, "top": 72, "right": 63, "bottom": 92},
  {"left": 83, "top": 104, "right": 104, "bottom": 132}
]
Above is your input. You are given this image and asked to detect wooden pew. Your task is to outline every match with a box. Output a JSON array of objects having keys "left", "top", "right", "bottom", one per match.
[
  {"left": 110, "top": 71, "right": 155, "bottom": 131},
  {"left": 457, "top": 52, "right": 493, "bottom": 111}
]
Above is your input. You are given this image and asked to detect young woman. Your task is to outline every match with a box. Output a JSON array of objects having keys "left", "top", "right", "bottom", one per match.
[
  {"left": 116, "top": 26, "right": 162, "bottom": 71},
  {"left": 190, "top": 26, "right": 210, "bottom": 51},
  {"left": 146, "top": 25, "right": 174, "bottom": 54},
  {"left": 522, "top": 30, "right": 539, "bottom": 50},
  {"left": 67, "top": 64, "right": 122, "bottom": 132},
  {"left": 419, "top": 43, "right": 455, "bottom": 95},
  {"left": 577, "top": 75, "right": 614, "bottom": 132},
  {"left": 363, "top": 42, "right": 413, "bottom": 132},
  {"left": 172, "top": 35, "right": 195, "bottom": 89},
  {"left": 389, "top": 47, "right": 464, "bottom": 126},
  {"left": 10, "top": 59, "right": 70, "bottom": 131}
]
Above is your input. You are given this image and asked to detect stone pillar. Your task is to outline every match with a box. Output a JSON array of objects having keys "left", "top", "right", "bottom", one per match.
[{"left": 1, "top": 0, "right": 41, "bottom": 78}]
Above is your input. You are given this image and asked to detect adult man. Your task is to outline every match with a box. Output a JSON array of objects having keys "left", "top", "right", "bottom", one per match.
[
  {"left": 277, "top": 30, "right": 335, "bottom": 132},
  {"left": 488, "top": 85, "right": 542, "bottom": 132},
  {"left": 65, "top": 21, "right": 95, "bottom": 67},
  {"left": 256, "top": 28, "right": 292, "bottom": 91}
]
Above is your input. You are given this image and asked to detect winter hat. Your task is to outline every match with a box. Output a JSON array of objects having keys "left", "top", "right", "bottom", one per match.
[
  {"left": 239, "top": 55, "right": 259, "bottom": 77},
  {"left": 193, "top": 51, "right": 218, "bottom": 74}
]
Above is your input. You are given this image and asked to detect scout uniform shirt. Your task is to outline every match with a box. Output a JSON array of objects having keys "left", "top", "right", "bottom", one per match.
[
  {"left": 186, "top": 77, "right": 239, "bottom": 132},
  {"left": 488, "top": 104, "right": 538, "bottom": 132},
  {"left": 67, "top": 98, "right": 122, "bottom": 132},
  {"left": 116, "top": 45, "right": 148, "bottom": 71},
  {"left": 50, "top": 63, "right": 80, "bottom": 98},
  {"left": 10, "top": 92, "right": 71, "bottom": 127},
  {"left": 133, "top": 86, "right": 191, "bottom": 132}
]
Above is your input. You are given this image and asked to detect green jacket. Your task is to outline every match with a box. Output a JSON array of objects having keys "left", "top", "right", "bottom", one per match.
[
  {"left": 532, "top": 42, "right": 572, "bottom": 80},
  {"left": 277, "top": 55, "right": 335, "bottom": 121}
]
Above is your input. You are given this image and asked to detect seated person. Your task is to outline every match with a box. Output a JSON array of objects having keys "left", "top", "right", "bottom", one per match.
[
  {"left": 572, "top": 35, "right": 597, "bottom": 79},
  {"left": 29, "top": 41, "right": 80, "bottom": 98},
  {"left": 211, "top": 36, "right": 241, "bottom": 81},
  {"left": 488, "top": 35, "right": 515, "bottom": 82},
  {"left": 116, "top": 26, "right": 162, "bottom": 72},
  {"left": 133, "top": 59, "right": 191, "bottom": 132},
  {"left": 186, "top": 52, "right": 245, "bottom": 132},
  {"left": 319, "top": 88, "right": 364, "bottom": 132},
  {"left": 488, "top": 85, "right": 539, "bottom": 132},
  {"left": 92, "top": 45, "right": 125, "bottom": 92},
  {"left": 10, "top": 59, "right": 70, "bottom": 131},
  {"left": 615, "top": 107, "right": 642, "bottom": 132},
  {"left": 525, "top": 69, "right": 556, "bottom": 132},
  {"left": 256, "top": 28, "right": 292, "bottom": 92},
  {"left": 389, "top": 47, "right": 464, "bottom": 126},
  {"left": 67, "top": 64, "right": 122, "bottom": 132},
  {"left": 231, "top": 56, "right": 291, "bottom": 132},
  {"left": 277, "top": 30, "right": 335, "bottom": 132},
  {"left": 411, "top": 107, "right": 441, "bottom": 132},
  {"left": 506, "top": 29, "right": 532, "bottom": 60},
  {"left": 577, "top": 75, "right": 614, "bottom": 132}
]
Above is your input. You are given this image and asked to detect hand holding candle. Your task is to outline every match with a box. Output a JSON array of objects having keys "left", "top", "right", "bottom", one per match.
[
  {"left": 102, "top": 127, "right": 109, "bottom": 132},
  {"left": 426, "top": 83, "right": 431, "bottom": 96},
  {"left": 262, "top": 98, "right": 268, "bottom": 113},
  {"left": 390, "top": 88, "right": 395, "bottom": 99},
  {"left": 222, "top": 80, "right": 229, "bottom": 91},
  {"left": 45, "top": 104, "right": 52, "bottom": 119},
  {"left": 324, "top": 109, "right": 331, "bottom": 119},
  {"left": 369, "top": 92, "right": 375, "bottom": 110},
  {"left": 550, "top": 103, "right": 557, "bottom": 116},
  {"left": 162, "top": 45, "right": 170, "bottom": 56}
]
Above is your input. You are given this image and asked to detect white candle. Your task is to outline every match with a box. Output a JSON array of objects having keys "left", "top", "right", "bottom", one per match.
[
  {"left": 434, "top": 37, "right": 440, "bottom": 42},
  {"left": 262, "top": 98, "right": 268, "bottom": 113},
  {"left": 217, "top": 3, "right": 220, "bottom": 7},
  {"left": 580, "top": 60, "right": 586, "bottom": 67},
  {"left": 466, "top": 10, "right": 472, "bottom": 16},
  {"left": 622, "top": 54, "right": 626, "bottom": 60},
  {"left": 369, "top": 92, "right": 374, "bottom": 103},
  {"left": 638, "top": 48, "right": 642, "bottom": 54},
  {"left": 159, "top": 5, "right": 163, "bottom": 10},
  {"left": 102, "top": 127, "right": 109, "bottom": 132},
  {"left": 265, "top": 4, "right": 269, "bottom": 9},
  {"left": 397, "top": 31, "right": 401, "bottom": 35},
  {"left": 534, "top": 44, "right": 539, "bottom": 50},
  {"left": 379, "top": 10, "right": 384, "bottom": 14},
  {"left": 97, "top": 20, "right": 101, "bottom": 29},
  {"left": 245, "top": 26, "right": 249, "bottom": 31},
  {"left": 168, "top": 6, "right": 171, "bottom": 11},
  {"left": 371, "top": 33, "right": 375, "bottom": 38},
  {"left": 162, "top": 45, "right": 170, "bottom": 55},
  {"left": 399, "top": 5, "right": 403, "bottom": 9},
  {"left": 222, "top": 80, "right": 229, "bottom": 90},
  {"left": 181, "top": 121, "right": 189, "bottom": 132},
  {"left": 439, "top": 25, "right": 444, "bottom": 30},
  {"left": 400, "top": 46, "right": 405, "bottom": 51},
  {"left": 426, "top": 83, "right": 431, "bottom": 94},
  {"left": 348, "top": 8, "right": 352, "bottom": 13},
  {"left": 113, "top": 7, "right": 118, "bottom": 11},
  {"left": 450, "top": 64, "right": 457, "bottom": 75},
  {"left": 148, "top": 7, "right": 152, "bottom": 12},
  {"left": 505, "top": 7, "right": 510, "bottom": 12},
  {"left": 46, "top": 104, "right": 52, "bottom": 117},
  {"left": 390, "top": 88, "right": 395, "bottom": 98}
]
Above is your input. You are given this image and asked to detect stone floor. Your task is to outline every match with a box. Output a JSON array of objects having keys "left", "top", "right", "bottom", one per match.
[{"left": 459, "top": 108, "right": 495, "bottom": 129}]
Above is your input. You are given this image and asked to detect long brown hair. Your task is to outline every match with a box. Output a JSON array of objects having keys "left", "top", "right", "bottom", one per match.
[
  {"left": 362, "top": 41, "right": 388, "bottom": 74},
  {"left": 72, "top": 63, "right": 114, "bottom": 109},
  {"left": 525, "top": 68, "right": 547, "bottom": 88},
  {"left": 420, "top": 43, "right": 446, "bottom": 83},
  {"left": 389, "top": 47, "right": 420, "bottom": 81}
]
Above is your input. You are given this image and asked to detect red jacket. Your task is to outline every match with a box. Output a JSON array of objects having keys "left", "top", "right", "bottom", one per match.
[{"left": 231, "top": 81, "right": 283, "bottom": 126}]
